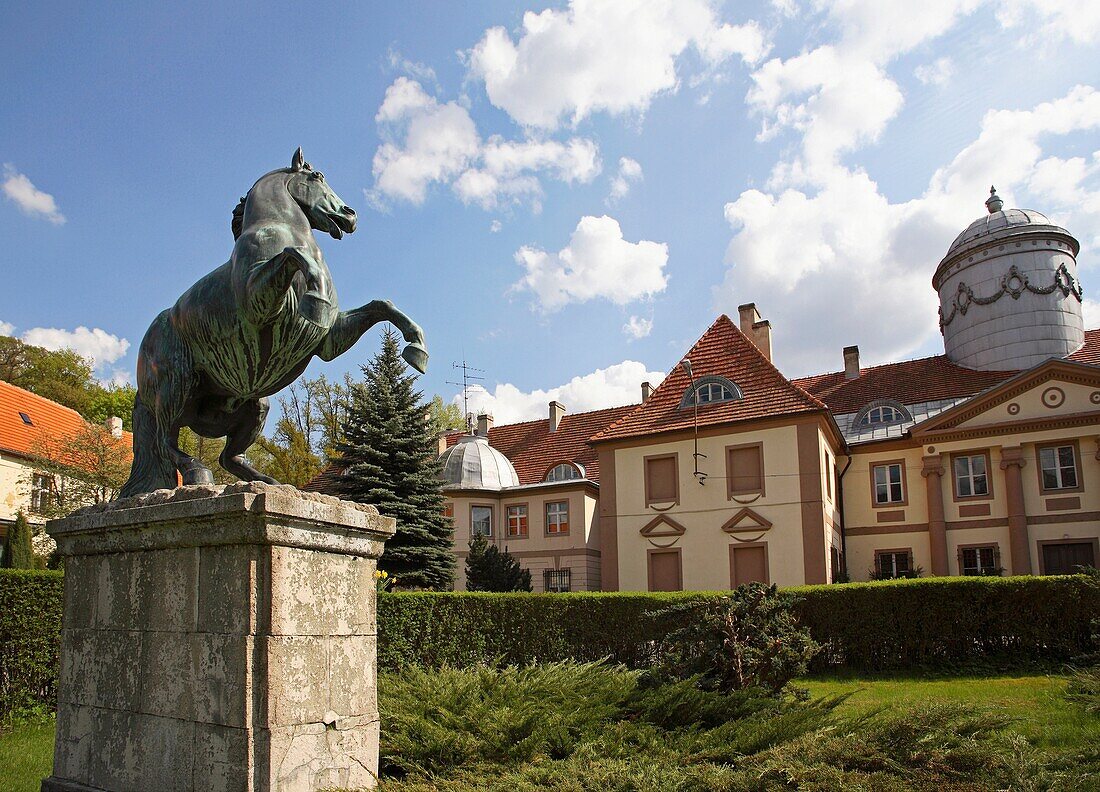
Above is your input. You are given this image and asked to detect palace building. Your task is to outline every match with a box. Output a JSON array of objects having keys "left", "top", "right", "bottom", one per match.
[{"left": 314, "top": 189, "right": 1100, "bottom": 591}]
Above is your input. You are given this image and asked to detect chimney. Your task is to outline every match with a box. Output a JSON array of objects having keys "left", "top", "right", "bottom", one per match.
[
  {"left": 549, "top": 400, "right": 566, "bottom": 432},
  {"left": 437, "top": 435, "right": 449, "bottom": 456},
  {"left": 843, "top": 345, "right": 860, "bottom": 379},
  {"left": 738, "top": 303, "right": 773, "bottom": 361},
  {"left": 641, "top": 381, "right": 653, "bottom": 402},
  {"left": 476, "top": 413, "right": 494, "bottom": 436},
  {"left": 106, "top": 416, "right": 123, "bottom": 439}
]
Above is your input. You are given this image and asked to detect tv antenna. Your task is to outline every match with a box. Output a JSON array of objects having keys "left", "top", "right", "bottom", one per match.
[{"left": 447, "top": 360, "right": 486, "bottom": 433}]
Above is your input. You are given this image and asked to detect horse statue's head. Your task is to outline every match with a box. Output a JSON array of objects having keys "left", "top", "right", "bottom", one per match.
[{"left": 285, "top": 147, "right": 358, "bottom": 239}]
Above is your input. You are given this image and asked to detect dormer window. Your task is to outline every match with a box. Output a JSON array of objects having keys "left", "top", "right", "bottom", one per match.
[
  {"left": 680, "top": 376, "right": 743, "bottom": 409},
  {"left": 855, "top": 400, "right": 912, "bottom": 428},
  {"left": 545, "top": 462, "right": 583, "bottom": 482},
  {"left": 19, "top": 412, "right": 32, "bottom": 425}
]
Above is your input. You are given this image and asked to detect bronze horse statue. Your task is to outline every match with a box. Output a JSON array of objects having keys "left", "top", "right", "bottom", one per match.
[{"left": 120, "top": 148, "right": 427, "bottom": 496}]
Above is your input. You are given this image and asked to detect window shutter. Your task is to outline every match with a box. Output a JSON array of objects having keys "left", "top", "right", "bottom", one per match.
[
  {"left": 646, "top": 457, "right": 677, "bottom": 503},
  {"left": 728, "top": 446, "right": 763, "bottom": 494}
]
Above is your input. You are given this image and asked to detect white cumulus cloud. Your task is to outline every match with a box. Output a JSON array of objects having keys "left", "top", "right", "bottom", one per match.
[
  {"left": 467, "top": 0, "right": 769, "bottom": 129},
  {"left": 718, "top": 85, "right": 1100, "bottom": 375},
  {"left": 20, "top": 326, "right": 130, "bottom": 370},
  {"left": 623, "top": 315, "right": 654, "bottom": 340},
  {"left": 0, "top": 320, "right": 14, "bottom": 336},
  {"left": 369, "top": 77, "right": 601, "bottom": 210},
  {"left": 608, "top": 157, "right": 644, "bottom": 203},
  {"left": 2, "top": 164, "right": 66, "bottom": 225},
  {"left": 914, "top": 57, "right": 954, "bottom": 86},
  {"left": 512, "top": 215, "right": 669, "bottom": 311},
  {"left": 461, "top": 360, "right": 666, "bottom": 424}
]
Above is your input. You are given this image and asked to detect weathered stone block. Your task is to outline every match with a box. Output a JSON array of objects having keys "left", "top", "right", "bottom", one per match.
[{"left": 44, "top": 482, "right": 394, "bottom": 792}]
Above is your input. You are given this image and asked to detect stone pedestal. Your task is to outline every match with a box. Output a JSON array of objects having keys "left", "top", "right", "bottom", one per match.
[{"left": 41, "top": 482, "right": 395, "bottom": 792}]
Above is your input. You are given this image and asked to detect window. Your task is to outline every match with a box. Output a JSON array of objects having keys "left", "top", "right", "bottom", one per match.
[
  {"left": 544, "top": 569, "right": 571, "bottom": 593},
  {"left": 953, "top": 453, "right": 990, "bottom": 499},
  {"left": 18, "top": 412, "right": 33, "bottom": 426},
  {"left": 545, "top": 463, "right": 582, "bottom": 482},
  {"left": 872, "top": 462, "right": 905, "bottom": 505},
  {"left": 960, "top": 545, "right": 1000, "bottom": 576},
  {"left": 727, "top": 444, "right": 764, "bottom": 497},
  {"left": 545, "top": 501, "right": 569, "bottom": 534},
  {"left": 443, "top": 502, "right": 454, "bottom": 519},
  {"left": 470, "top": 505, "right": 493, "bottom": 538},
  {"left": 645, "top": 454, "right": 678, "bottom": 505},
  {"left": 506, "top": 504, "right": 528, "bottom": 537},
  {"left": 31, "top": 473, "right": 52, "bottom": 514},
  {"left": 825, "top": 451, "right": 834, "bottom": 501},
  {"left": 1038, "top": 444, "right": 1079, "bottom": 491},
  {"left": 680, "top": 376, "right": 743, "bottom": 408},
  {"left": 856, "top": 401, "right": 912, "bottom": 427},
  {"left": 875, "top": 550, "right": 911, "bottom": 579}
]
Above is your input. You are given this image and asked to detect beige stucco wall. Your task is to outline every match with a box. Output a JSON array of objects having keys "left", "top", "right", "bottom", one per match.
[
  {"left": 0, "top": 452, "right": 39, "bottom": 526},
  {"left": 612, "top": 422, "right": 830, "bottom": 591},
  {"left": 846, "top": 530, "right": 933, "bottom": 580},
  {"left": 958, "top": 380, "right": 1096, "bottom": 429},
  {"left": 444, "top": 485, "right": 600, "bottom": 592}
]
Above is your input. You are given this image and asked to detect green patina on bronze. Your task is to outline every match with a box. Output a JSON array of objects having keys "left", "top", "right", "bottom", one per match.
[{"left": 120, "top": 148, "right": 428, "bottom": 496}]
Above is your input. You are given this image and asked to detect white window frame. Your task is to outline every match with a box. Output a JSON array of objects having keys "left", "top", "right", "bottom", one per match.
[
  {"left": 545, "top": 501, "right": 569, "bottom": 535},
  {"left": 873, "top": 463, "right": 904, "bottom": 505},
  {"left": 470, "top": 505, "right": 493, "bottom": 538},
  {"left": 1039, "top": 445, "right": 1078, "bottom": 491},
  {"left": 953, "top": 454, "right": 989, "bottom": 498}
]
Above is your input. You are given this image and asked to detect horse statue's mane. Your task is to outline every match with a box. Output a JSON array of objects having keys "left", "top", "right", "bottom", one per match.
[{"left": 231, "top": 197, "right": 246, "bottom": 240}]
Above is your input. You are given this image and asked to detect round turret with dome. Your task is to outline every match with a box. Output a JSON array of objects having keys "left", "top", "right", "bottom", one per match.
[
  {"left": 933, "top": 186, "right": 1083, "bottom": 372},
  {"left": 438, "top": 433, "right": 520, "bottom": 491}
]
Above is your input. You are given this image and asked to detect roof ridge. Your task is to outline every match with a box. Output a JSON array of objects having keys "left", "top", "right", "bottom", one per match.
[{"left": 482, "top": 401, "right": 640, "bottom": 432}]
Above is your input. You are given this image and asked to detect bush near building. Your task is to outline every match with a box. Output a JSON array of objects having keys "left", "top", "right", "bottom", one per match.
[{"left": 2, "top": 570, "right": 1098, "bottom": 715}]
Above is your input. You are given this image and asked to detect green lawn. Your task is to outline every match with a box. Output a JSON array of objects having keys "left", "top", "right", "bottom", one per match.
[
  {"left": 802, "top": 671, "right": 1100, "bottom": 753},
  {"left": 1, "top": 673, "right": 1096, "bottom": 791},
  {"left": 0, "top": 721, "right": 53, "bottom": 792}
]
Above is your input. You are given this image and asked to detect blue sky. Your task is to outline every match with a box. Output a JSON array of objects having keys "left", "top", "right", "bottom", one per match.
[{"left": 3, "top": 0, "right": 1099, "bottom": 425}]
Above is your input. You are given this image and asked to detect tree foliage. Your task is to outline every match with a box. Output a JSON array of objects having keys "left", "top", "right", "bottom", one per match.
[
  {"left": 428, "top": 395, "right": 466, "bottom": 436},
  {"left": 3, "top": 513, "right": 34, "bottom": 569},
  {"left": 465, "top": 534, "right": 533, "bottom": 592},
  {"left": 246, "top": 416, "right": 324, "bottom": 488},
  {"left": 335, "top": 329, "right": 455, "bottom": 590},
  {"left": 654, "top": 584, "right": 819, "bottom": 695},
  {"left": 84, "top": 383, "right": 137, "bottom": 432},
  {"left": 0, "top": 336, "right": 97, "bottom": 415},
  {"left": 24, "top": 422, "right": 132, "bottom": 519}
]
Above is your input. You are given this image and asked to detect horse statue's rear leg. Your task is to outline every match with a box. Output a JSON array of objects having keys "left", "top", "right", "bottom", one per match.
[
  {"left": 218, "top": 398, "right": 278, "bottom": 484},
  {"left": 316, "top": 299, "right": 428, "bottom": 372}
]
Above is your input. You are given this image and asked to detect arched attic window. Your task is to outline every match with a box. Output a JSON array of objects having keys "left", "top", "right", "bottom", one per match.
[
  {"left": 855, "top": 400, "right": 912, "bottom": 428},
  {"left": 680, "top": 376, "right": 743, "bottom": 409},
  {"left": 545, "top": 462, "right": 585, "bottom": 482}
]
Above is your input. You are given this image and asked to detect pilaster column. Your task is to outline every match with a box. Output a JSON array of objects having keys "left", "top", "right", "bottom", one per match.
[
  {"left": 1000, "top": 446, "right": 1032, "bottom": 575},
  {"left": 921, "top": 455, "right": 948, "bottom": 575}
]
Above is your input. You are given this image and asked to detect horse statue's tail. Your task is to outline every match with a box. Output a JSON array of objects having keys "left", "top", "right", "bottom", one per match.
[{"left": 119, "top": 398, "right": 178, "bottom": 497}]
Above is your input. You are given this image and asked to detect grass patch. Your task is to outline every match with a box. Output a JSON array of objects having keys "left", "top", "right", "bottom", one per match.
[
  {"left": 0, "top": 720, "right": 54, "bottom": 792},
  {"left": 801, "top": 671, "right": 1100, "bottom": 753}
]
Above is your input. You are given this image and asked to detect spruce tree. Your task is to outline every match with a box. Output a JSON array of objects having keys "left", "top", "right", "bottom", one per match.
[
  {"left": 465, "top": 534, "right": 533, "bottom": 592},
  {"left": 336, "top": 329, "right": 455, "bottom": 590},
  {"left": 4, "top": 511, "right": 34, "bottom": 569}
]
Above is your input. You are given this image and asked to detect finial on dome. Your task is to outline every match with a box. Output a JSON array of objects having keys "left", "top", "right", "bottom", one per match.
[{"left": 985, "top": 185, "right": 1004, "bottom": 214}]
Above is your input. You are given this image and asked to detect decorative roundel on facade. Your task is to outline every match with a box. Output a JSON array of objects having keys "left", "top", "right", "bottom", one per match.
[
  {"left": 927, "top": 446, "right": 936, "bottom": 454},
  {"left": 1041, "top": 387, "right": 1066, "bottom": 409},
  {"left": 1007, "top": 402, "right": 1021, "bottom": 415},
  {"left": 1091, "top": 391, "right": 1100, "bottom": 404}
]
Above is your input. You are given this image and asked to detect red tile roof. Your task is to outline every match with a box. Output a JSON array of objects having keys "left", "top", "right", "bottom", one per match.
[
  {"left": 1069, "top": 328, "right": 1100, "bottom": 366},
  {"left": 445, "top": 404, "right": 637, "bottom": 486},
  {"left": 792, "top": 355, "right": 1015, "bottom": 415},
  {"left": 794, "top": 328, "right": 1100, "bottom": 415},
  {"left": 590, "top": 315, "right": 827, "bottom": 444},
  {"left": 303, "top": 404, "right": 635, "bottom": 493},
  {"left": 0, "top": 379, "right": 133, "bottom": 463}
]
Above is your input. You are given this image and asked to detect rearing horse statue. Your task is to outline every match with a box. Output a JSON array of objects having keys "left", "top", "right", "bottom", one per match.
[{"left": 120, "top": 148, "right": 428, "bottom": 497}]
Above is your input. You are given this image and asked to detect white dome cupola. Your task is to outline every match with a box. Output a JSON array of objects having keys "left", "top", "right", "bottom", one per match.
[
  {"left": 438, "top": 435, "right": 519, "bottom": 490},
  {"left": 933, "top": 187, "right": 1083, "bottom": 371}
]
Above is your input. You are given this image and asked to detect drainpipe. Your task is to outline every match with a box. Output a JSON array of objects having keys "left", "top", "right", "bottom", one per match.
[{"left": 837, "top": 455, "right": 853, "bottom": 581}]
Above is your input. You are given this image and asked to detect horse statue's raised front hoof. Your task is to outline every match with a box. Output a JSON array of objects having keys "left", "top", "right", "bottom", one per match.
[
  {"left": 402, "top": 342, "right": 429, "bottom": 374},
  {"left": 118, "top": 147, "right": 430, "bottom": 498}
]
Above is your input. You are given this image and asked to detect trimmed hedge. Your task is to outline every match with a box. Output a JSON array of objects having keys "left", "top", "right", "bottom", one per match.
[
  {"left": 0, "top": 569, "right": 63, "bottom": 716},
  {"left": 3, "top": 571, "right": 1098, "bottom": 714},
  {"left": 379, "top": 575, "right": 1100, "bottom": 673}
]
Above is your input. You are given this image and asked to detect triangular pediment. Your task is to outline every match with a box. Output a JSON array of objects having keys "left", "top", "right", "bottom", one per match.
[
  {"left": 639, "top": 515, "right": 687, "bottom": 537},
  {"left": 721, "top": 507, "right": 773, "bottom": 534},
  {"left": 913, "top": 359, "right": 1100, "bottom": 438}
]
